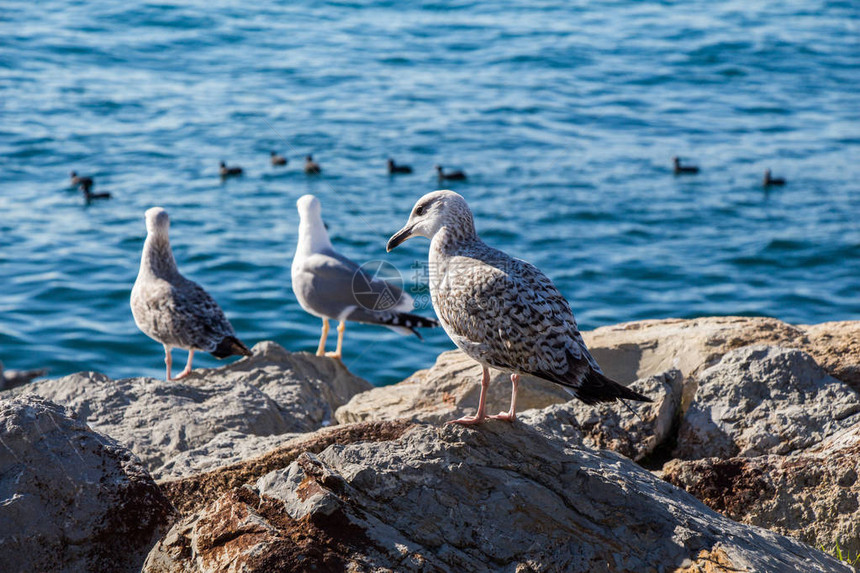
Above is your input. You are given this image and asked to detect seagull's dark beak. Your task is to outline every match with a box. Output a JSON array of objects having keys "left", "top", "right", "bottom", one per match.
[{"left": 387, "top": 225, "right": 413, "bottom": 252}]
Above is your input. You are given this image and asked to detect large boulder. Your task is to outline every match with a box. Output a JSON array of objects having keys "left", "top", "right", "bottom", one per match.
[
  {"left": 582, "top": 316, "right": 807, "bottom": 384},
  {"left": 665, "top": 419, "right": 860, "bottom": 560},
  {"left": 5, "top": 342, "right": 371, "bottom": 479},
  {"left": 335, "top": 349, "right": 570, "bottom": 425},
  {"left": 520, "top": 369, "right": 683, "bottom": 462},
  {"left": 803, "top": 321, "right": 860, "bottom": 391},
  {"left": 0, "top": 396, "right": 174, "bottom": 573},
  {"left": 144, "top": 422, "right": 850, "bottom": 573},
  {"left": 336, "top": 317, "right": 860, "bottom": 427},
  {"left": 673, "top": 346, "right": 860, "bottom": 460}
]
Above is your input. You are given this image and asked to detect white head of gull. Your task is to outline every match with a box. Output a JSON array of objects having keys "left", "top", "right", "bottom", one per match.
[{"left": 387, "top": 190, "right": 651, "bottom": 425}]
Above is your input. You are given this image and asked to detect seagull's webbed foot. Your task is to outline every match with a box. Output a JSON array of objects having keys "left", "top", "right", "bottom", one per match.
[
  {"left": 173, "top": 350, "right": 194, "bottom": 380},
  {"left": 488, "top": 411, "right": 516, "bottom": 422},
  {"left": 324, "top": 351, "right": 343, "bottom": 360}
]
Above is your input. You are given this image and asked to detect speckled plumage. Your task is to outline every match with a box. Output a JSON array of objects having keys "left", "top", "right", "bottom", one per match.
[
  {"left": 131, "top": 207, "right": 250, "bottom": 379},
  {"left": 388, "top": 190, "right": 649, "bottom": 423}
]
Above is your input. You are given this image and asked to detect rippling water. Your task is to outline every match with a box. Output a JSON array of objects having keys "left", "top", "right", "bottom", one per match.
[{"left": 2, "top": 0, "right": 859, "bottom": 384}]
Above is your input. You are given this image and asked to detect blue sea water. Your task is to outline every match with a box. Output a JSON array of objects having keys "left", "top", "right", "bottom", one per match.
[{"left": 1, "top": 0, "right": 858, "bottom": 385}]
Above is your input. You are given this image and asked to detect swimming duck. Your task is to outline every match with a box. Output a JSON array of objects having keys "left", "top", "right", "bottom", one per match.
[
  {"left": 70, "top": 171, "right": 94, "bottom": 189},
  {"left": 271, "top": 151, "right": 288, "bottom": 166},
  {"left": 219, "top": 161, "right": 243, "bottom": 177},
  {"left": 83, "top": 188, "right": 111, "bottom": 201},
  {"left": 304, "top": 155, "right": 321, "bottom": 174},
  {"left": 673, "top": 157, "right": 699, "bottom": 175},
  {"left": 763, "top": 169, "right": 786, "bottom": 187},
  {"left": 436, "top": 165, "right": 467, "bottom": 181},
  {"left": 388, "top": 158, "right": 413, "bottom": 174}
]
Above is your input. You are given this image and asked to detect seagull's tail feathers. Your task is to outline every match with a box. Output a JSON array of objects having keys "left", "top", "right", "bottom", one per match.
[
  {"left": 378, "top": 312, "right": 440, "bottom": 340},
  {"left": 573, "top": 368, "right": 652, "bottom": 405},
  {"left": 212, "top": 335, "right": 253, "bottom": 359}
]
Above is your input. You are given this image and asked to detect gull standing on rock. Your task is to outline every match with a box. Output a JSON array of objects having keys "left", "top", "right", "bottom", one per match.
[
  {"left": 131, "top": 207, "right": 252, "bottom": 380},
  {"left": 387, "top": 190, "right": 651, "bottom": 425},
  {"left": 291, "top": 194, "right": 439, "bottom": 359}
]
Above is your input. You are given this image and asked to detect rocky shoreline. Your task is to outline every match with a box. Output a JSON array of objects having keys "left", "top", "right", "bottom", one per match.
[{"left": 1, "top": 316, "right": 858, "bottom": 572}]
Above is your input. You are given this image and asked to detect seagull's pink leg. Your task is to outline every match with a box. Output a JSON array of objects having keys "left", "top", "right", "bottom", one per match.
[
  {"left": 489, "top": 373, "right": 519, "bottom": 422},
  {"left": 163, "top": 345, "right": 173, "bottom": 381},
  {"left": 447, "top": 366, "right": 490, "bottom": 425},
  {"left": 174, "top": 349, "right": 195, "bottom": 380}
]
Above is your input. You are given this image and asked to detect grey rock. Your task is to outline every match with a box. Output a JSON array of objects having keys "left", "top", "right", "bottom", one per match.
[
  {"left": 335, "top": 349, "right": 581, "bottom": 425},
  {"left": 156, "top": 430, "right": 301, "bottom": 481},
  {"left": 145, "top": 422, "right": 850, "bottom": 573},
  {"left": 0, "top": 360, "right": 47, "bottom": 391},
  {"left": 4, "top": 342, "right": 371, "bottom": 479},
  {"left": 0, "top": 396, "right": 174, "bottom": 573},
  {"left": 674, "top": 346, "right": 860, "bottom": 460},
  {"left": 666, "top": 419, "right": 860, "bottom": 563},
  {"left": 521, "top": 369, "right": 683, "bottom": 461}
]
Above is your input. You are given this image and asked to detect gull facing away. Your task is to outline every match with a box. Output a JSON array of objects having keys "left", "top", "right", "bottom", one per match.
[
  {"left": 387, "top": 190, "right": 651, "bottom": 425},
  {"left": 291, "top": 194, "right": 439, "bottom": 359},
  {"left": 131, "top": 207, "right": 252, "bottom": 380}
]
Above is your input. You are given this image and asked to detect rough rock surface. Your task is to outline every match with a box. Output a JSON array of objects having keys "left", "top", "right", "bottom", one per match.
[
  {"left": 335, "top": 349, "right": 570, "bottom": 424},
  {"left": 582, "top": 316, "right": 808, "bottom": 384},
  {"left": 158, "top": 420, "right": 415, "bottom": 516},
  {"left": 674, "top": 346, "right": 860, "bottom": 460},
  {"left": 803, "top": 321, "right": 860, "bottom": 391},
  {"left": 0, "top": 396, "right": 174, "bottom": 573},
  {"left": 144, "top": 422, "right": 850, "bottom": 573},
  {"left": 665, "top": 420, "right": 860, "bottom": 560},
  {"left": 336, "top": 317, "right": 860, "bottom": 427},
  {"left": 5, "top": 342, "right": 371, "bottom": 479},
  {"left": 521, "top": 369, "right": 683, "bottom": 462},
  {"left": 0, "top": 360, "right": 47, "bottom": 391},
  {"left": 156, "top": 430, "right": 301, "bottom": 481}
]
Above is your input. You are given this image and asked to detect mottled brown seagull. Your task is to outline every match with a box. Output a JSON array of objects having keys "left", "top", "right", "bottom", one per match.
[
  {"left": 387, "top": 190, "right": 650, "bottom": 425},
  {"left": 131, "top": 207, "right": 251, "bottom": 380}
]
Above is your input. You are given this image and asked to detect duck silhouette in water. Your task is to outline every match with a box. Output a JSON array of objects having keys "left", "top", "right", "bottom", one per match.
[
  {"left": 304, "top": 155, "right": 322, "bottom": 174},
  {"left": 219, "top": 161, "right": 243, "bottom": 177},
  {"left": 388, "top": 158, "right": 413, "bottom": 174},
  {"left": 763, "top": 169, "right": 786, "bottom": 187},
  {"left": 270, "top": 151, "right": 288, "bottom": 166},
  {"left": 70, "top": 171, "right": 94, "bottom": 189},
  {"left": 436, "top": 165, "right": 467, "bottom": 181},
  {"left": 673, "top": 156, "right": 699, "bottom": 175}
]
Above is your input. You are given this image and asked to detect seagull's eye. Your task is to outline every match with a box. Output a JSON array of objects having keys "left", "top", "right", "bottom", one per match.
[{"left": 415, "top": 204, "right": 427, "bottom": 216}]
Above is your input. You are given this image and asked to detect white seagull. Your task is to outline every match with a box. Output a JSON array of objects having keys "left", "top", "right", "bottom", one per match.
[
  {"left": 387, "top": 190, "right": 650, "bottom": 425},
  {"left": 130, "top": 207, "right": 252, "bottom": 380},
  {"left": 291, "top": 194, "right": 439, "bottom": 359}
]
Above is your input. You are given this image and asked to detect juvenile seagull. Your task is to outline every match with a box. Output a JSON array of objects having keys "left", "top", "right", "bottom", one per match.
[
  {"left": 131, "top": 207, "right": 252, "bottom": 380},
  {"left": 292, "top": 194, "right": 439, "bottom": 359},
  {"left": 387, "top": 190, "right": 651, "bottom": 425}
]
